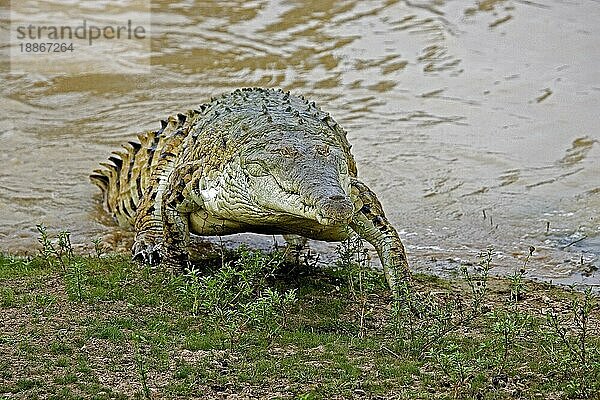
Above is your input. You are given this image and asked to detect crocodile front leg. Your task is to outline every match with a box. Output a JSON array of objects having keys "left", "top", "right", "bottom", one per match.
[
  {"left": 132, "top": 184, "right": 166, "bottom": 265},
  {"left": 159, "top": 165, "right": 202, "bottom": 273},
  {"left": 349, "top": 178, "right": 411, "bottom": 294}
]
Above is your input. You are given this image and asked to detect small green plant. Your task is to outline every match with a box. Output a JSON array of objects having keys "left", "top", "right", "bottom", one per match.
[
  {"left": 485, "top": 247, "right": 535, "bottom": 375},
  {"left": 133, "top": 333, "right": 151, "bottom": 400},
  {"left": 92, "top": 238, "right": 105, "bottom": 258},
  {"left": 0, "top": 287, "right": 17, "bottom": 308},
  {"left": 461, "top": 248, "right": 493, "bottom": 313},
  {"left": 37, "top": 225, "right": 87, "bottom": 300},
  {"left": 390, "top": 250, "right": 493, "bottom": 357},
  {"left": 508, "top": 246, "right": 534, "bottom": 304},
  {"left": 433, "top": 342, "right": 475, "bottom": 398},
  {"left": 543, "top": 288, "right": 599, "bottom": 397},
  {"left": 179, "top": 268, "right": 203, "bottom": 316},
  {"left": 405, "top": 292, "right": 469, "bottom": 356},
  {"left": 176, "top": 248, "right": 297, "bottom": 336},
  {"left": 336, "top": 235, "right": 374, "bottom": 297},
  {"left": 241, "top": 287, "right": 297, "bottom": 334},
  {"left": 335, "top": 235, "right": 379, "bottom": 337},
  {"left": 37, "top": 224, "right": 73, "bottom": 271},
  {"left": 546, "top": 289, "right": 596, "bottom": 366},
  {"left": 65, "top": 261, "right": 86, "bottom": 301},
  {"left": 491, "top": 309, "right": 532, "bottom": 373}
]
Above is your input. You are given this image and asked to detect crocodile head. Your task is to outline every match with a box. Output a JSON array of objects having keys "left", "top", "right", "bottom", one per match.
[{"left": 240, "top": 134, "right": 354, "bottom": 226}]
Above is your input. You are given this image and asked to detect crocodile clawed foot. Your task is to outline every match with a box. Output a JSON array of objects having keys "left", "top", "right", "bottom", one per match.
[{"left": 132, "top": 240, "right": 163, "bottom": 266}]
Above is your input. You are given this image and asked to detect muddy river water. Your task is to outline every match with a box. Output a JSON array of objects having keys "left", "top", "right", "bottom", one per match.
[{"left": 1, "top": 0, "right": 599, "bottom": 288}]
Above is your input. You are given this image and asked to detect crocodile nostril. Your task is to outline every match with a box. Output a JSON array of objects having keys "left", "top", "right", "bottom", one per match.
[{"left": 329, "top": 195, "right": 346, "bottom": 201}]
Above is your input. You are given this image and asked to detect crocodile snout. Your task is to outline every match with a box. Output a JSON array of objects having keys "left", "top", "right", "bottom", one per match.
[{"left": 316, "top": 195, "right": 354, "bottom": 225}]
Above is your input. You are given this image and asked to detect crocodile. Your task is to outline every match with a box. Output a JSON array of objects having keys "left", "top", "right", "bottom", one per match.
[{"left": 90, "top": 88, "right": 410, "bottom": 292}]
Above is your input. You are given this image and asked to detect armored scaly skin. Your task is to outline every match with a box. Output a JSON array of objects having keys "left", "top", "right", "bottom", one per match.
[{"left": 91, "top": 88, "right": 410, "bottom": 291}]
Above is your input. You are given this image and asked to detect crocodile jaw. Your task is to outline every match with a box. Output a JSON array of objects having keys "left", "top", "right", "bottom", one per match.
[
  {"left": 246, "top": 176, "right": 354, "bottom": 227},
  {"left": 197, "top": 161, "right": 354, "bottom": 227}
]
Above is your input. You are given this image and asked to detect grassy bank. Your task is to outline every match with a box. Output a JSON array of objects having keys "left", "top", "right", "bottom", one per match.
[{"left": 0, "top": 228, "right": 599, "bottom": 399}]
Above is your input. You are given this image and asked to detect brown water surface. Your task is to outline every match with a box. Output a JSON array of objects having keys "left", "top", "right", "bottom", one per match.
[{"left": 1, "top": 0, "right": 599, "bottom": 288}]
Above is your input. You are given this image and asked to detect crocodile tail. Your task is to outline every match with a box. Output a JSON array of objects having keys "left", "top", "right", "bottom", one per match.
[
  {"left": 90, "top": 134, "right": 152, "bottom": 227},
  {"left": 90, "top": 110, "right": 199, "bottom": 227}
]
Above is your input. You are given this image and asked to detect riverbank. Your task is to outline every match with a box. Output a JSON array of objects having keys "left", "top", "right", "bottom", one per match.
[{"left": 0, "top": 231, "right": 598, "bottom": 399}]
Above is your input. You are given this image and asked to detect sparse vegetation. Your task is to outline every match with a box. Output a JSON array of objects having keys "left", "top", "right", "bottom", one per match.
[{"left": 0, "top": 227, "right": 598, "bottom": 399}]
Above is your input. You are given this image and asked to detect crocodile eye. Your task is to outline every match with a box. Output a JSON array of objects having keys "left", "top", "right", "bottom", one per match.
[
  {"left": 246, "top": 162, "right": 269, "bottom": 177},
  {"left": 277, "top": 146, "right": 300, "bottom": 158}
]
